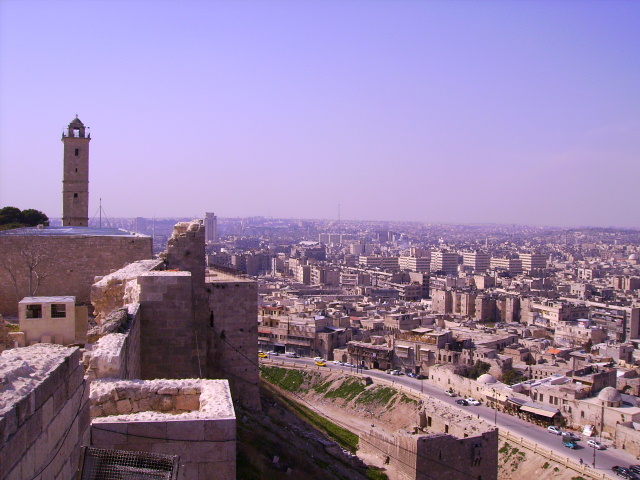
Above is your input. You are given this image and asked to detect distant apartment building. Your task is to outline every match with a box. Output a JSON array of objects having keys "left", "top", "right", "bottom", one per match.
[
  {"left": 318, "top": 233, "right": 342, "bottom": 244},
  {"left": 462, "top": 251, "right": 490, "bottom": 273},
  {"left": 359, "top": 255, "right": 400, "bottom": 271},
  {"left": 490, "top": 257, "right": 523, "bottom": 275},
  {"left": 340, "top": 272, "right": 371, "bottom": 288},
  {"left": 399, "top": 255, "right": 431, "bottom": 272},
  {"left": 577, "top": 267, "right": 602, "bottom": 280},
  {"left": 554, "top": 319, "right": 607, "bottom": 348},
  {"left": 586, "top": 302, "right": 640, "bottom": 342},
  {"left": 348, "top": 240, "right": 372, "bottom": 256},
  {"left": 292, "top": 241, "right": 326, "bottom": 261},
  {"left": 521, "top": 299, "right": 590, "bottom": 330},
  {"left": 207, "top": 251, "right": 232, "bottom": 269},
  {"left": 474, "top": 275, "right": 496, "bottom": 290},
  {"left": 204, "top": 212, "right": 218, "bottom": 242},
  {"left": 431, "top": 288, "right": 453, "bottom": 314},
  {"left": 258, "top": 312, "right": 350, "bottom": 359},
  {"left": 612, "top": 276, "right": 640, "bottom": 291},
  {"left": 519, "top": 252, "right": 547, "bottom": 274},
  {"left": 310, "top": 265, "right": 340, "bottom": 286},
  {"left": 430, "top": 251, "right": 459, "bottom": 275},
  {"left": 409, "top": 246, "right": 431, "bottom": 258}
]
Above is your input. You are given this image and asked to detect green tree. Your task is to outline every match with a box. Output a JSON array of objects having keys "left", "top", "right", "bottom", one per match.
[
  {"left": 456, "top": 360, "right": 491, "bottom": 379},
  {"left": 0, "top": 206, "right": 48, "bottom": 230},
  {"left": 468, "top": 360, "right": 491, "bottom": 380},
  {"left": 501, "top": 369, "right": 526, "bottom": 385},
  {"left": 20, "top": 209, "right": 49, "bottom": 227},
  {"left": 0, "top": 206, "right": 22, "bottom": 228}
]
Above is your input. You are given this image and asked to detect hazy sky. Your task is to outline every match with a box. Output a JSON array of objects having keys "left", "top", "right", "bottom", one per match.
[{"left": 1, "top": 1, "right": 639, "bottom": 228}]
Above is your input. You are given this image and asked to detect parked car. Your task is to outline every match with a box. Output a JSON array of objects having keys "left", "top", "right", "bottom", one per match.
[
  {"left": 270, "top": 351, "right": 279, "bottom": 356},
  {"left": 465, "top": 398, "right": 481, "bottom": 406},
  {"left": 344, "top": 362, "right": 355, "bottom": 367},
  {"left": 314, "top": 357, "right": 324, "bottom": 362},
  {"left": 333, "top": 360, "right": 343, "bottom": 365},
  {"left": 547, "top": 426, "right": 562, "bottom": 435},
  {"left": 444, "top": 390, "right": 457, "bottom": 397},
  {"left": 406, "top": 372, "right": 416, "bottom": 378},
  {"left": 629, "top": 465, "right": 640, "bottom": 475},
  {"left": 415, "top": 374, "right": 426, "bottom": 379},
  {"left": 285, "top": 352, "right": 299, "bottom": 358},
  {"left": 455, "top": 399, "right": 469, "bottom": 406},
  {"left": 587, "top": 439, "right": 605, "bottom": 450}
]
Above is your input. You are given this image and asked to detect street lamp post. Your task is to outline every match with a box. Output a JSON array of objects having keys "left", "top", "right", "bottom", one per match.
[{"left": 493, "top": 388, "right": 498, "bottom": 426}]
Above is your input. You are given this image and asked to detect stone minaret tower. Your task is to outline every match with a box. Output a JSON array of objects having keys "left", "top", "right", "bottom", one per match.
[{"left": 61, "top": 116, "right": 90, "bottom": 227}]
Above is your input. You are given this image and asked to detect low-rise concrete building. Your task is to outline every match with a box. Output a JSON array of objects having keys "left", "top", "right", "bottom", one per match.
[{"left": 18, "top": 296, "right": 87, "bottom": 346}]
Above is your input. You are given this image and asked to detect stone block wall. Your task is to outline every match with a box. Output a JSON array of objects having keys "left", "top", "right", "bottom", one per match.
[
  {"left": 207, "top": 272, "right": 260, "bottom": 410},
  {"left": 90, "top": 259, "right": 163, "bottom": 325},
  {"left": 138, "top": 272, "right": 201, "bottom": 380},
  {"left": 0, "top": 344, "right": 89, "bottom": 480},
  {"left": 89, "top": 379, "right": 236, "bottom": 480},
  {"left": 86, "top": 303, "right": 142, "bottom": 381},
  {"left": 163, "top": 221, "right": 208, "bottom": 387},
  {"left": 0, "top": 233, "right": 152, "bottom": 316},
  {"left": 121, "top": 303, "right": 141, "bottom": 380},
  {"left": 360, "top": 429, "right": 498, "bottom": 480},
  {"left": 615, "top": 422, "right": 640, "bottom": 458},
  {"left": 414, "top": 430, "right": 498, "bottom": 480}
]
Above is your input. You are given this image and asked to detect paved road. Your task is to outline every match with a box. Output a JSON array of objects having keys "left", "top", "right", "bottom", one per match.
[{"left": 262, "top": 355, "right": 637, "bottom": 476}]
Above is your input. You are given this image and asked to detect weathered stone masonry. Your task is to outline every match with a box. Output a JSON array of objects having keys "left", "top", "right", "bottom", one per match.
[{"left": 0, "top": 344, "right": 90, "bottom": 480}]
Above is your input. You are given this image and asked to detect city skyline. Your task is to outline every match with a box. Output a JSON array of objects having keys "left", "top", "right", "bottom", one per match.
[{"left": 1, "top": 0, "right": 639, "bottom": 228}]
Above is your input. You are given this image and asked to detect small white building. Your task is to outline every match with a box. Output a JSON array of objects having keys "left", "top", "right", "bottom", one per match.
[{"left": 18, "top": 296, "right": 86, "bottom": 346}]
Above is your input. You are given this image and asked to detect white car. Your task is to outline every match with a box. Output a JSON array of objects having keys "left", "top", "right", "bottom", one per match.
[
  {"left": 444, "top": 390, "right": 457, "bottom": 397},
  {"left": 314, "top": 357, "right": 324, "bottom": 362},
  {"left": 465, "top": 398, "right": 481, "bottom": 406},
  {"left": 587, "top": 439, "right": 605, "bottom": 450},
  {"left": 547, "top": 426, "right": 562, "bottom": 435}
]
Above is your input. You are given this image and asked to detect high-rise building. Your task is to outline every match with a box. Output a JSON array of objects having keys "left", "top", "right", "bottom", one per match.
[
  {"left": 519, "top": 253, "right": 547, "bottom": 273},
  {"left": 462, "top": 251, "right": 491, "bottom": 273},
  {"left": 490, "top": 257, "right": 523, "bottom": 275},
  {"left": 430, "top": 251, "right": 459, "bottom": 275},
  {"left": 61, "top": 116, "right": 90, "bottom": 226},
  {"left": 204, "top": 212, "right": 218, "bottom": 242}
]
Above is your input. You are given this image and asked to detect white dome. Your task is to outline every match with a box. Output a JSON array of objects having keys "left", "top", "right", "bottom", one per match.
[
  {"left": 597, "top": 387, "right": 622, "bottom": 403},
  {"left": 477, "top": 373, "right": 497, "bottom": 384}
]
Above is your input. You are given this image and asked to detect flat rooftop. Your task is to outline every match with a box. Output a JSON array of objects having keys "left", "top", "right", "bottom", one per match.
[
  {"left": 19, "top": 296, "right": 76, "bottom": 304},
  {"left": 0, "top": 226, "right": 149, "bottom": 237},
  {"left": 206, "top": 269, "right": 255, "bottom": 283}
]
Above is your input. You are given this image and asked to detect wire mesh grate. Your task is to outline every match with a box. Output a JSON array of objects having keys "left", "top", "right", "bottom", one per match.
[{"left": 78, "top": 447, "right": 179, "bottom": 480}]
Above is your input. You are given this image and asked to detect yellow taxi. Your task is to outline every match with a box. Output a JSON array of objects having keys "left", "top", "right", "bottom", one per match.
[{"left": 258, "top": 351, "right": 267, "bottom": 358}]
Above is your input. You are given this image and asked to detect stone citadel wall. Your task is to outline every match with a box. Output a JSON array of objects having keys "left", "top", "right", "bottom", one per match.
[
  {"left": 1, "top": 344, "right": 89, "bottom": 480},
  {"left": 0, "top": 233, "right": 152, "bottom": 317}
]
